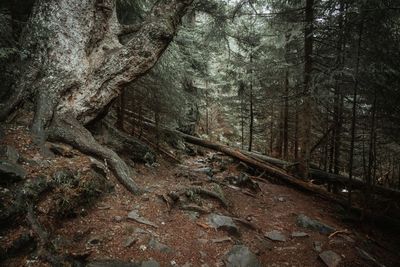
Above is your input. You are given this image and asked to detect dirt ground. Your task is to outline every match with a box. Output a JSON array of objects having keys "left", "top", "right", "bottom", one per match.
[{"left": 1, "top": 126, "right": 400, "bottom": 267}]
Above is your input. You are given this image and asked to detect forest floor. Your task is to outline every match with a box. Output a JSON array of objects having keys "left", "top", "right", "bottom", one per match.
[{"left": 2, "top": 126, "right": 400, "bottom": 267}]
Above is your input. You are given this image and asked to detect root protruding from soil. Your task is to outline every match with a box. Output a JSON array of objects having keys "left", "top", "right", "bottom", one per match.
[{"left": 48, "top": 115, "right": 143, "bottom": 195}]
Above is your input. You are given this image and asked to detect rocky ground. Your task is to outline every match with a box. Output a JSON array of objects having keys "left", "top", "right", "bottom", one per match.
[{"left": 1, "top": 126, "right": 400, "bottom": 267}]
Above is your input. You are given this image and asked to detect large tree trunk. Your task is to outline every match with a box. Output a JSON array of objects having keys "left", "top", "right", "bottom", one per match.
[
  {"left": 0, "top": 0, "right": 192, "bottom": 130},
  {"left": 0, "top": 0, "right": 193, "bottom": 193}
]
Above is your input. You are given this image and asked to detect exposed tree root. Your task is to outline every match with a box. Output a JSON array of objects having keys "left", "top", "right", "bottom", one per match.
[
  {"left": 48, "top": 115, "right": 142, "bottom": 195},
  {"left": 92, "top": 120, "right": 155, "bottom": 163},
  {"left": 26, "top": 205, "right": 63, "bottom": 266},
  {"left": 180, "top": 186, "right": 229, "bottom": 208}
]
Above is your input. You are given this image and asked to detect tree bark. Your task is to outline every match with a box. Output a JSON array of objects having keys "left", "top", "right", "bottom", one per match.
[
  {"left": 298, "top": 0, "right": 314, "bottom": 178},
  {"left": 0, "top": 0, "right": 192, "bottom": 132},
  {"left": 0, "top": 0, "right": 193, "bottom": 194}
]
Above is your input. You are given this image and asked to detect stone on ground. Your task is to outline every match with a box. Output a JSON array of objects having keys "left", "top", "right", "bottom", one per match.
[
  {"left": 265, "top": 230, "right": 286, "bottom": 242},
  {"left": 319, "top": 250, "right": 341, "bottom": 267},
  {"left": 224, "top": 245, "right": 261, "bottom": 267},
  {"left": 297, "top": 214, "right": 335, "bottom": 234},
  {"left": 208, "top": 213, "right": 239, "bottom": 235}
]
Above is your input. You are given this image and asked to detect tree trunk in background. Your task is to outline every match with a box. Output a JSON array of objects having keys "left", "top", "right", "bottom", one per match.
[
  {"left": 248, "top": 54, "right": 254, "bottom": 152},
  {"left": 275, "top": 105, "right": 284, "bottom": 158},
  {"left": 348, "top": 14, "right": 364, "bottom": 208},
  {"left": 332, "top": 0, "right": 346, "bottom": 175},
  {"left": 283, "top": 70, "right": 289, "bottom": 160},
  {"left": 366, "top": 90, "right": 377, "bottom": 208},
  {"left": 294, "top": 101, "right": 299, "bottom": 160},
  {"left": 270, "top": 103, "right": 275, "bottom": 155},
  {"left": 298, "top": 0, "right": 314, "bottom": 178}
]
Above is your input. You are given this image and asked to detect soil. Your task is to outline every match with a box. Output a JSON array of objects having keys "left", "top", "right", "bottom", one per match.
[{"left": 1, "top": 126, "right": 400, "bottom": 267}]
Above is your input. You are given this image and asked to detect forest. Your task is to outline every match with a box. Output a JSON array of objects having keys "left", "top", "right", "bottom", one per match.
[{"left": 0, "top": 0, "right": 400, "bottom": 266}]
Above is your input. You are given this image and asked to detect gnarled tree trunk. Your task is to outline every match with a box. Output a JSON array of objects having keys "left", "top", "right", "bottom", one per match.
[{"left": 0, "top": 0, "right": 193, "bottom": 194}]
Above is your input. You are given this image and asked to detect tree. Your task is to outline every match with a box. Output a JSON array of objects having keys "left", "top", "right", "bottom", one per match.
[{"left": 0, "top": 0, "right": 193, "bottom": 194}]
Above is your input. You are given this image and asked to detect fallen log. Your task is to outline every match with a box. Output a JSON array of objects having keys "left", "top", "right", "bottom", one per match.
[
  {"left": 122, "top": 111, "right": 400, "bottom": 201},
  {"left": 241, "top": 150, "right": 400, "bottom": 201},
  {"left": 177, "top": 132, "right": 349, "bottom": 206}
]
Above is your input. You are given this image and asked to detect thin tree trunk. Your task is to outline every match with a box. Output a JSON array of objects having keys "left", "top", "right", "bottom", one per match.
[
  {"left": 283, "top": 70, "right": 289, "bottom": 160},
  {"left": 365, "top": 90, "right": 377, "bottom": 211},
  {"left": 294, "top": 100, "right": 299, "bottom": 160},
  {"left": 348, "top": 14, "right": 364, "bottom": 208},
  {"left": 298, "top": 0, "right": 314, "bottom": 178},
  {"left": 248, "top": 53, "right": 254, "bottom": 152}
]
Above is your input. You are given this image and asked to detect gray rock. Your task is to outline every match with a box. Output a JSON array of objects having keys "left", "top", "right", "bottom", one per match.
[
  {"left": 148, "top": 238, "right": 173, "bottom": 253},
  {"left": 123, "top": 236, "right": 138, "bottom": 247},
  {"left": 128, "top": 210, "right": 158, "bottom": 228},
  {"left": 224, "top": 245, "right": 262, "bottom": 267},
  {"left": 291, "top": 232, "right": 309, "bottom": 238},
  {"left": 0, "top": 160, "right": 26, "bottom": 185},
  {"left": 0, "top": 145, "right": 19, "bottom": 163},
  {"left": 208, "top": 213, "right": 239, "bottom": 235},
  {"left": 265, "top": 230, "right": 286, "bottom": 242},
  {"left": 319, "top": 250, "right": 341, "bottom": 267},
  {"left": 296, "top": 214, "right": 335, "bottom": 234}
]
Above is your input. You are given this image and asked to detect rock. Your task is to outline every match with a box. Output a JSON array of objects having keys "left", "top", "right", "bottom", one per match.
[
  {"left": 123, "top": 236, "right": 138, "bottom": 248},
  {"left": 313, "top": 241, "right": 322, "bottom": 252},
  {"left": 0, "top": 160, "right": 26, "bottom": 185},
  {"left": 296, "top": 214, "right": 335, "bottom": 234},
  {"left": 208, "top": 214, "right": 239, "bottom": 235},
  {"left": 319, "top": 250, "right": 341, "bottom": 267},
  {"left": 277, "top": 197, "right": 285, "bottom": 202},
  {"left": 148, "top": 238, "right": 173, "bottom": 253},
  {"left": 291, "top": 232, "right": 309, "bottom": 238},
  {"left": 224, "top": 245, "right": 262, "bottom": 267},
  {"left": 265, "top": 230, "right": 286, "bottom": 242},
  {"left": 0, "top": 145, "right": 19, "bottom": 163},
  {"left": 127, "top": 210, "right": 158, "bottom": 228}
]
